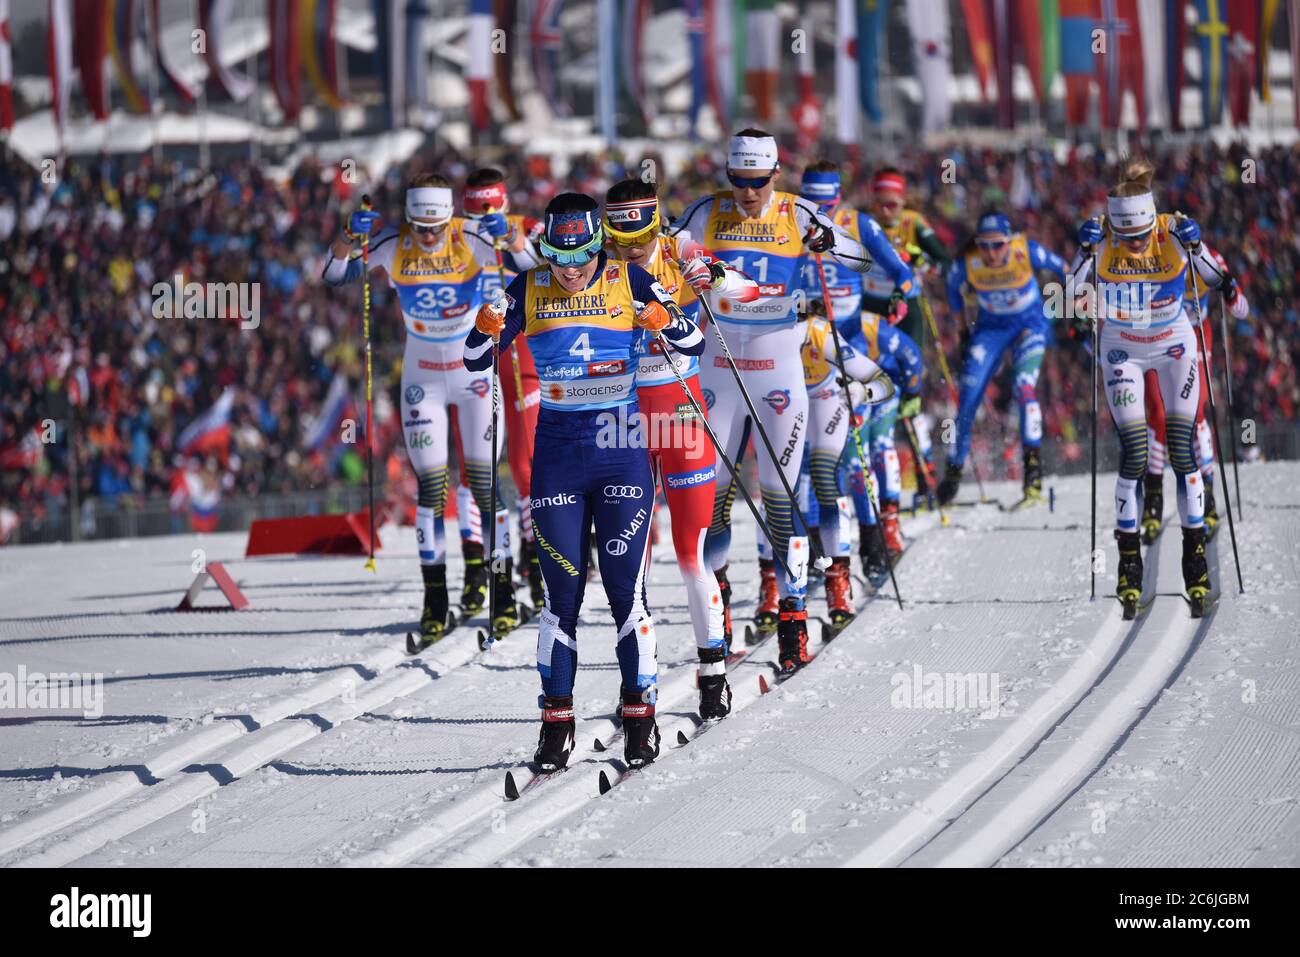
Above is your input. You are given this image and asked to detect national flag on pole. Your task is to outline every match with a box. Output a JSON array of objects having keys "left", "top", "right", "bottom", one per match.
[
  {"left": 989, "top": 0, "right": 1015, "bottom": 127},
  {"left": 304, "top": 374, "right": 357, "bottom": 452},
  {"left": 1194, "top": 0, "right": 1229, "bottom": 127},
  {"left": 1039, "top": 0, "right": 1062, "bottom": 99},
  {"left": 467, "top": 0, "right": 493, "bottom": 130},
  {"left": 178, "top": 388, "right": 236, "bottom": 461},
  {"left": 149, "top": 0, "right": 197, "bottom": 105},
  {"left": 705, "top": 0, "right": 736, "bottom": 131},
  {"left": 857, "top": 0, "right": 887, "bottom": 124},
  {"left": 48, "top": 0, "right": 74, "bottom": 135},
  {"left": 268, "top": 0, "right": 302, "bottom": 121},
  {"left": 1136, "top": 0, "right": 1168, "bottom": 128},
  {"left": 1258, "top": 0, "right": 1280, "bottom": 100},
  {"left": 789, "top": 0, "right": 821, "bottom": 148},
  {"left": 685, "top": 0, "right": 707, "bottom": 135},
  {"left": 494, "top": 0, "right": 521, "bottom": 121},
  {"left": 405, "top": 0, "right": 431, "bottom": 119},
  {"left": 621, "top": 0, "right": 654, "bottom": 127},
  {"left": 1096, "top": 0, "right": 1143, "bottom": 129},
  {"left": 1015, "top": 0, "right": 1046, "bottom": 101},
  {"left": 596, "top": 0, "right": 616, "bottom": 140},
  {"left": 745, "top": 0, "right": 779, "bottom": 123},
  {"left": 301, "top": 0, "right": 343, "bottom": 110},
  {"left": 372, "top": 0, "right": 404, "bottom": 128},
  {"left": 74, "top": 0, "right": 111, "bottom": 122},
  {"left": 0, "top": 0, "right": 13, "bottom": 131},
  {"left": 1060, "top": 0, "right": 1097, "bottom": 126},
  {"left": 835, "top": 0, "right": 859, "bottom": 144},
  {"left": 961, "top": 0, "right": 994, "bottom": 101},
  {"left": 1224, "top": 0, "right": 1257, "bottom": 125},
  {"left": 1166, "top": 0, "right": 1186, "bottom": 129},
  {"left": 905, "top": 0, "right": 952, "bottom": 132},
  {"left": 107, "top": 0, "right": 150, "bottom": 114},
  {"left": 529, "top": 0, "right": 566, "bottom": 116},
  {"left": 198, "top": 0, "right": 254, "bottom": 102}
]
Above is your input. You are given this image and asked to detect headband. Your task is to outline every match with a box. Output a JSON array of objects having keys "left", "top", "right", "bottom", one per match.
[
  {"left": 800, "top": 171, "right": 842, "bottom": 206},
  {"left": 604, "top": 196, "right": 661, "bottom": 242},
  {"left": 464, "top": 181, "right": 508, "bottom": 216},
  {"left": 728, "top": 134, "right": 778, "bottom": 171},
  {"left": 1106, "top": 192, "right": 1157, "bottom": 236},
  {"left": 872, "top": 172, "right": 906, "bottom": 195},
  {"left": 406, "top": 186, "right": 454, "bottom": 225}
]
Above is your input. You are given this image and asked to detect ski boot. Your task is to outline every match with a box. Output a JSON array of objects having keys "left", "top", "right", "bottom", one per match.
[
  {"left": 1140, "top": 472, "right": 1164, "bottom": 545},
  {"left": 807, "top": 529, "right": 827, "bottom": 592},
  {"left": 777, "top": 597, "right": 812, "bottom": 674},
  {"left": 937, "top": 463, "right": 963, "bottom": 506},
  {"left": 697, "top": 647, "right": 732, "bottom": 721},
  {"left": 460, "top": 541, "right": 488, "bottom": 613},
  {"left": 533, "top": 695, "right": 576, "bottom": 773},
  {"left": 411, "top": 564, "right": 455, "bottom": 650},
  {"left": 1202, "top": 482, "right": 1219, "bottom": 542},
  {"left": 1022, "top": 447, "right": 1043, "bottom": 501},
  {"left": 715, "top": 566, "right": 734, "bottom": 651},
  {"left": 620, "top": 688, "right": 661, "bottom": 768},
  {"left": 489, "top": 557, "right": 521, "bottom": 638},
  {"left": 1116, "top": 530, "right": 1144, "bottom": 619},
  {"left": 825, "top": 556, "right": 854, "bottom": 632},
  {"left": 520, "top": 537, "right": 546, "bottom": 607},
  {"left": 880, "top": 502, "right": 905, "bottom": 561},
  {"left": 1182, "top": 526, "right": 1212, "bottom": 617},
  {"left": 861, "top": 523, "right": 891, "bottom": 588},
  {"left": 751, "top": 559, "right": 779, "bottom": 640}
]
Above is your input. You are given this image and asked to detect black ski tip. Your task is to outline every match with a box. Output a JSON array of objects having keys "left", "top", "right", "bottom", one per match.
[
  {"left": 676, "top": 730, "right": 689, "bottom": 746},
  {"left": 504, "top": 771, "right": 521, "bottom": 801},
  {"left": 593, "top": 738, "right": 606, "bottom": 752},
  {"left": 405, "top": 632, "right": 421, "bottom": 655},
  {"left": 476, "top": 629, "right": 493, "bottom": 651},
  {"left": 1121, "top": 601, "right": 1137, "bottom": 621},
  {"left": 598, "top": 770, "right": 613, "bottom": 795}
]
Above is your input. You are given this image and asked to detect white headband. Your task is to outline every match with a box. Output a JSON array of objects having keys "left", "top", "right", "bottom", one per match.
[
  {"left": 1106, "top": 192, "right": 1157, "bottom": 236},
  {"left": 406, "top": 186, "right": 454, "bottom": 225},
  {"left": 727, "top": 134, "right": 778, "bottom": 171}
]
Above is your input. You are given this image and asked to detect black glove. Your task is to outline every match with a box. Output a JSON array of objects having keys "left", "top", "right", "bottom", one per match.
[{"left": 805, "top": 219, "right": 835, "bottom": 254}]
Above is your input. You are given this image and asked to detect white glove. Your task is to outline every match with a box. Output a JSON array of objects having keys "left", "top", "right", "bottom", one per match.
[
  {"left": 680, "top": 256, "right": 721, "bottom": 292},
  {"left": 862, "top": 374, "right": 897, "bottom": 405},
  {"left": 1227, "top": 285, "right": 1249, "bottom": 320}
]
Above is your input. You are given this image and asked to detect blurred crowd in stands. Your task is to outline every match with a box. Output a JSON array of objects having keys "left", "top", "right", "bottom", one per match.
[{"left": 1, "top": 138, "right": 1296, "bottom": 542}]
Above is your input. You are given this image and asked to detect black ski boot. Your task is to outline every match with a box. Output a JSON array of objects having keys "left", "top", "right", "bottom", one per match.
[
  {"left": 1140, "top": 472, "right": 1164, "bottom": 545},
  {"left": 715, "top": 566, "right": 734, "bottom": 651},
  {"left": 861, "top": 522, "right": 890, "bottom": 588},
  {"left": 777, "top": 597, "right": 812, "bottom": 674},
  {"left": 533, "top": 695, "right": 575, "bottom": 773},
  {"left": 461, "top": 541, "right": 488, "bottom": 613},
  {"left": 697, "top": 647, "right": 732, "bottom": 721},
  {"left": 1022, "top": 447, "right": 1043, "bottom": 500},
  {"left": 1182, "top": 526, "right": 1212, "bottom": 617},
  {"left": 521, "top": 537, "right": 546, "bottom": 607},
  {"left": 489, "top": 556, "right": 521, "bottom": 637},
  {"left": 1202, "top": 481, "right": 1219, "bottom": 542},
  {"left": 937, "top": 463, "right": 963, "bottom": 506},
  {"left": 1116, "top": 529, "right": 1144, "bottom": 619},
  {"left": 620, "top": 688, "right": 661, "bottom": 768},
  {"left": 415, "top": 564, "right": 454, "bottom": 645}
]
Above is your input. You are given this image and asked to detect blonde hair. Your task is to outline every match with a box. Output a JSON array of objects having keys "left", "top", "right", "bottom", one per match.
[
  {"left": 1109, "top": 155, "right": 1156, "bottom": 198},
  {"left": 408, "top": 172, "right": 451, "bottom": 190}
]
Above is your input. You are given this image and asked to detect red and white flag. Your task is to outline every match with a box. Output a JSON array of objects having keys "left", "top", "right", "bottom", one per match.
[
  {"left": 75, "top": 0, "right": 111, "bottom": 122},
  {"left": 268, "top": 0, "right": 302, "bottom": 121},
  {"left": 198, "top": 0, "right": 254, "bottom": 102},
  {"left": 904, "top": 0, "right": 952, "bottom": 133},
  {"left": 48, "top": 0, "right": 74, "bottom": 134},
  {"left": 788, "top": 0, "right": 821, "bottom": 150},
  {"left": 466, "top": 0, "right": 493, "bottom": 130},
  {"left": 835, "top": 0, "right": 859, "bottom": 145},
  {"left": 0, "top": 0, "right": 13, "bottom": 131},
  {"left": 745, "top": 0, "right": 780, "bottom": 123}
]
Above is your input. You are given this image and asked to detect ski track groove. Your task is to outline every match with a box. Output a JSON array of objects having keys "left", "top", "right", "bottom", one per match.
[{"left": 1, "top": 625, "right": 495, "bottom": 866}]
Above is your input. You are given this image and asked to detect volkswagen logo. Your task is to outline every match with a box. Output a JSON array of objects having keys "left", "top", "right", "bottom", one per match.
[
  {"left": 605, "top": 539, "right": 629, "bottom": 556},
  {"left": 404, "top": 384, "right": 425, "bottom": 406},
  {"left": 603, "top": 485, "right": 644, "bottom": 499}
]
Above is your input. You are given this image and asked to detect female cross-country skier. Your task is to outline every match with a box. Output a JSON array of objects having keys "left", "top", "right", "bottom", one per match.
[
  {"left": 465, "top": 192, "right": 705, "bottom": 772},
  {"left": 324, "top": 173, "right": 538, "bottom": 646},
  {"left": 1069, "top": 156, "right": 1226, "bottom": 616},
  {"left": 669, "top": 129, "right": 877, "bottom": 673},
  {"left": 937, "top": 212, "right": 1069, "bottom": 508},
  {"left": 602, "top": 177, "right": 759, "bottom": 719},
  {"left": 1139, "top": 243, "right": 1248, "bottom": 543}
]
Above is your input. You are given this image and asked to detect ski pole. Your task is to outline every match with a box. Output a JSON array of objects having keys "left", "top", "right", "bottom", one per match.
[
  {"left": 1218, "top": 296, "right": 1244, "bottom": 517},
  {"left": 901, "top": 414, "right": 948, "bottom": 527},
  {"left": 1178, "top": 220, "right": 1245, "bottom": 594},
  {"left": 917, "top": 288, "right": 992, "bottom": 503},
  {"left": 813, "top": 253, "right": 904, "bottom": 610},
  {"left": 485, "top": 214, "right": 511, "bottom": 627},
  {"left": 652, "top": 331, "right": 800, "bottom": 586},
  {"left": 691, "top": 290, "right": 828, "bottom": 571},
  {"left": 1088, "top": 229, "right": 1100, "bottom": 602},
  {"left": 360, "top": 193, "right": 377, "bottom": 574}
]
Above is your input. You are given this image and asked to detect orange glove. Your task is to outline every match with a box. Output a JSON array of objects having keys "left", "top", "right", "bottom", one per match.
[
  {"left": 634, "top": 300, "right": 672, "bottom": 333},
  {"left": 475, "top": 301, "right": 505, "bottom": 338}
]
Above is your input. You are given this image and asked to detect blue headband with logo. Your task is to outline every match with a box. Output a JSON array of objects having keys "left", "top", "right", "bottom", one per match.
[{"left": 801, "top": 171, "right": 842, "bottom": 209}]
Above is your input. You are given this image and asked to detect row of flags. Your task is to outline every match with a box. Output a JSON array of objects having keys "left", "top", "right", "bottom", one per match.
[{"left": 7, "top": 1, "right": 1300, "bottom": 141}]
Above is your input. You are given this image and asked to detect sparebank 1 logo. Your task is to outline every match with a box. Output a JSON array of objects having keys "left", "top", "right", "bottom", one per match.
[
  {"left": 763, "top": 389, "right": 792, "bottom": 415},
  {"left": 468, "top": 378, "right": 490, "bottom": 398}
]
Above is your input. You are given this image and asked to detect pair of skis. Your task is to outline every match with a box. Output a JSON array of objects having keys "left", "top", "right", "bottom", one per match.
[{"left": 405, "top": 600, "right": 535, "bottom": 655}]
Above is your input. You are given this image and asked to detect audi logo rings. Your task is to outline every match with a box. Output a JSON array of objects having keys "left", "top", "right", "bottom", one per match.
[{"left": 602, "top": 485, "right": 644, "bottom": 499}]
